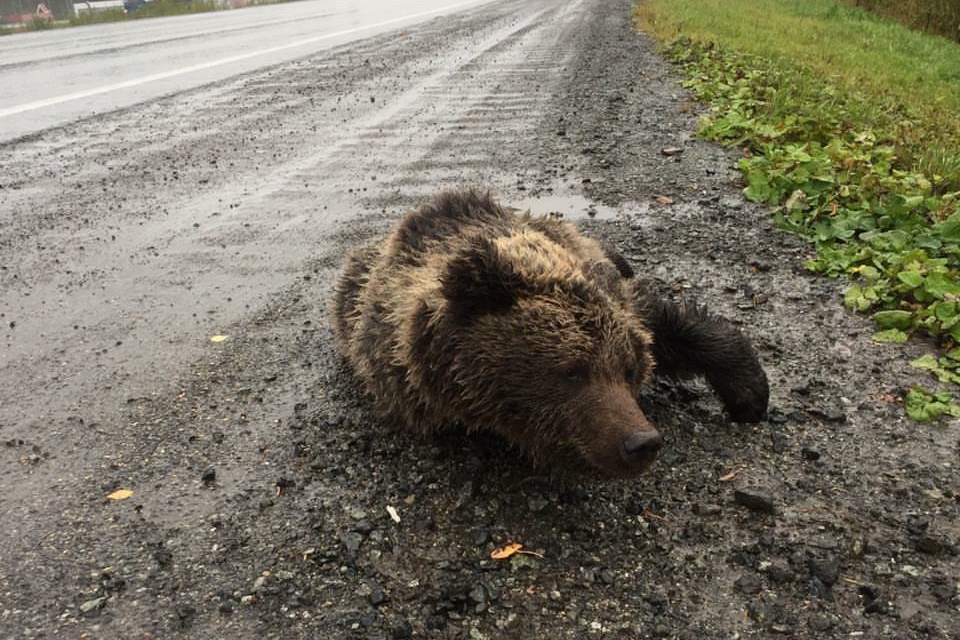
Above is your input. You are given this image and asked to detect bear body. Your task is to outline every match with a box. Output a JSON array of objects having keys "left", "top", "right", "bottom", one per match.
[{"left": 332, "top": 190, "right": 768, "bottom": 477}]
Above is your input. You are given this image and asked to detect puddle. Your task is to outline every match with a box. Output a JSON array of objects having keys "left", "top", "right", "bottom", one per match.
[{"left": 507, "top": 193, "right": 619, "bottom": 220}]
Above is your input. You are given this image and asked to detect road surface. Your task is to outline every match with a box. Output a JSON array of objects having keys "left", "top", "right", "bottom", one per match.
[
  {"left": 0, "top": 0, "right": 491, "bottom": 141},
  {"left": 1, "top": 0, "right": 957, "bottom": 638}
]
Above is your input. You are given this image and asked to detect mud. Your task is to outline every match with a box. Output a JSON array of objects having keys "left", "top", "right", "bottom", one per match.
[{"left": 1, "top": 0, "right": 958, "bottom": 638}]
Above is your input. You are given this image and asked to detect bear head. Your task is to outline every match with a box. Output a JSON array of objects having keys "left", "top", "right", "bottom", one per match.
[{"left": 409, "top": 229, "right": 663, "bottom": 478}]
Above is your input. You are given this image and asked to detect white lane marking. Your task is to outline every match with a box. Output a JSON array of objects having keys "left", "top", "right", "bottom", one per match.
[{"left": 0, "top": 0, "right": 485, "bottom": 119}]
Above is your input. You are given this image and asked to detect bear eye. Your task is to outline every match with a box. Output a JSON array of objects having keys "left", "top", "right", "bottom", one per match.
[{"left": 563, "top": 365, "right": 590, "bottom": 383}]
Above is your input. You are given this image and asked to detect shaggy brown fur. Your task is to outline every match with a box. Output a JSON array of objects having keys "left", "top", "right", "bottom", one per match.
[{"left": 331, "top": 190, "right": 768, "bottom": 477}]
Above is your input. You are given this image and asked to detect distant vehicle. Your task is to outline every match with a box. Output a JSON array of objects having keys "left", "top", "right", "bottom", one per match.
[{"left": 122, "top": 0, "right": 145, "bottom": 12}]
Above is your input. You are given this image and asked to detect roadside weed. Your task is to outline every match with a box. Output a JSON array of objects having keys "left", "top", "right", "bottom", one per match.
[{"left": 636, "top": 0, "right": 960, "bottom": 421}]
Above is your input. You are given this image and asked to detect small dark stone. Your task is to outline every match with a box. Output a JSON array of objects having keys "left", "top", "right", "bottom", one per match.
[
  {"left": 176, "top": 605, "right": 196, "bottom": 628},
  {"left": 807, "top": 556, "right": 839, "bottom": 586},
  {"left": 661, "top": 147, "right": 684, "bottom": 156},
  {"left": 339, "top": 532, "right": 364, "bottom": 554},
  {"left": 864, "top": 596, "right": 890, "bottom": 614},
  {"left": 391, "top": 621, "right": 413, "bottom": 639},
  {"left": 734, "top": 488, "right": 776, "bottom": 515},
  {"left": 766, "top": 560, "right": 793, "bottom": 584},
  {"left": 692, "top": 503, "right": 722, "bottom": 516},
  {"left": 471, "top": 529, "right": 490, "bottom": 547},
  {"left": 368, "top": 581, "right": 388, "bottom": 607},
  {"left": 201, "top": 468, "right": 216, "bottom": 484},
  {"left": 426, "top": 615, "right": 446, "bottom": 631},
  {"left": 353, "top": 520, "right": 375, "bottom": 535},
  {"left": 771, "top": 433, "right": 788, "bottom": 454},
  {"left": 915, "top": 534, "right": 945, "bottom": 555},
  {"left": 734, "top": 573, "right": 762, "bottom": 595},
  {"left": 468, "top": 584, "right": 487, "bottom": 604},
  {"left": 808, "top": 577, "right": 833, "bottom": 601},
  {"left": 801, "top": 447, "right": 820, "bottom": 461},
  {"left": 153, "top": 547, "right": 173, "bottom": 568},
  {"left": 808, "top": 613, "right": 834, "bottom": 632}
]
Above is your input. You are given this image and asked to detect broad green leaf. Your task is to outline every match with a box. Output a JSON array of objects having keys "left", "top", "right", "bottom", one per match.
[
  {"left": 897, "top": 271, "right": 924, "bottom": 288},
  {"left": 872, "top": 310, "right": 913, "bottom": 330},
  {"left": 872, "top": 329, "right": 908, "bottom": 343}
]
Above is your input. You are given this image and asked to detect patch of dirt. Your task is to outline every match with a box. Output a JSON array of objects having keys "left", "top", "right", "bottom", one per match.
[{"left": 1, "top": 0, "right": 957, "bottom": 638}]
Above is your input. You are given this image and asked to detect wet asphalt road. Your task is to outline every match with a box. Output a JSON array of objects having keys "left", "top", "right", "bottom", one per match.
[
  {"left": 3, "top": 0, "right": 960, "bottom": 638},
  {"left": 0, "top": 0, "right": 491, "bottom": 141},
  {"left": 1, "top": 0, "right": 628, "bottom": 635}
]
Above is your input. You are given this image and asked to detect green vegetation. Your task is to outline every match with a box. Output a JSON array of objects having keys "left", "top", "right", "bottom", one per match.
[
  {"left": 636, "top": 0, "right": 960, "bottom": 421},
  {"left": 120, "top": 0, "right": 221, "bottom": 20},
  {"left": 840, "top": 0, "right": 960, "bottom": 44}
]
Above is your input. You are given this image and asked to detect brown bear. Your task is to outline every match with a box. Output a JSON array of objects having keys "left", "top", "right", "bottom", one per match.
[{"left": 331, "top": 190, "right": 768, "bottom": 478}]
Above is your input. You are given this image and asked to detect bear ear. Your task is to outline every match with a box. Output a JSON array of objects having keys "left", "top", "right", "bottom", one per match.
[{"left": 441, "top": 236, "right": 522, "bottom": 319}]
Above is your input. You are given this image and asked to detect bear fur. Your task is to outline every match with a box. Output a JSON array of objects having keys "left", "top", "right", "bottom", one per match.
[{"left": 331, "top": 190, "right": 768, "bottom": 478}]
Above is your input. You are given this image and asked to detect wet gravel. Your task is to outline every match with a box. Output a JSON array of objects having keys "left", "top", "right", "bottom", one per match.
[{"left": 1, "top": 0, "right": 959, "bottom": 638}]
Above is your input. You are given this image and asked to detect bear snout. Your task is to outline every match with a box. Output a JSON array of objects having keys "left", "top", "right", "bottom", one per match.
[{"left": 620, "top": 429, "right": 663, "bottom": 471}]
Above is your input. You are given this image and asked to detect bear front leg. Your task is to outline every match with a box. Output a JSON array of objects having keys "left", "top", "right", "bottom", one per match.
[{"left": 633, "top": 283, "right": 769, "bottom": 422}]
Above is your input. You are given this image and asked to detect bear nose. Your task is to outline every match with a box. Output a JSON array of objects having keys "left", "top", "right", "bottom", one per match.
[{"left": 621, "top": 430, "right": 663, "bottom": 466}]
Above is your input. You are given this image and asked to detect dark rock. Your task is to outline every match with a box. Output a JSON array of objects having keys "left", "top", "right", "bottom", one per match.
[
  {"left": 201, "top": 468, "right": 216, "bottom": 484},
  {"left": 864, "top": 595, "right": 891, "bottom": 615},
  {"left": 468, "top": 584, "right": 487, "bottom": 605},
  {"left": 353, "top": 519, "right": 375, "bottom": 535},
  {"left": 807, "top": 556, "right": 839, "bottom": 586},
  {"left": 339, "top": 532, "right": 364, "bottom": 554},
  {"left": 915, "top": 534, "right": 946, "bottom": 555},
  {"left": 734, "top": 488, "right": 776, "bottom": 515},
  {"left": 661, "top": 147, "right": 684, "bottom": 156},
  {"left": 801, "top": 447, "right": 820, "bottom": 461},
  {"left": 734, "top": 573, "right": 762, "bottom": 595},
  {"left": 808, "top": 577, "right": 832, "bottom": 601},
  {"left": 771, "top": 433, "right": 788, "bottom": 454},
  {"left": 766, "top": 561, "right": 793, "bottom": 584},
  {"left": 471, "top": 529, "right": 490, "bottom": 547},
  {"left": 368, "top": 581, "right": 388, "bottom": 607},
  {"left": 808, "top": 613, "right": 834, "bottom": 632},
  {"left": 426, "top": 615, "right": 446, "bottom": 631},
  {"left": 391, "top": 621, "right": 413, "bottom": 639},
  {"left": 692, "top": 503, "right": 722, "bottom": 516}
]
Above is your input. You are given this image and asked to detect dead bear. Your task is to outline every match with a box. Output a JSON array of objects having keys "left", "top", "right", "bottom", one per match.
[{"left": 331, "top": 190, "right": 768, "bottom": 478}]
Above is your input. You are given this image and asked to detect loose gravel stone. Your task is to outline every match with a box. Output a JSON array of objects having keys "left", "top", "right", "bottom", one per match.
[{"left": 734, "top": 488, "right": 777, "bottom": 515}]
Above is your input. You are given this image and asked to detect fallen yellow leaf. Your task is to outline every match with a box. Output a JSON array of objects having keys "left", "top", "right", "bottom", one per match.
[
  {"left": 490, "top": 542, "right": 523, "bottom": 560},
  {"left": 210, "top": 335, "right": 229, "bottom": 343},
  {"left": 719, "top": 467, "right": 744, "bottom": 482},
  {"left": 107, "top": 489, "right": 133, "bottom": 500}
]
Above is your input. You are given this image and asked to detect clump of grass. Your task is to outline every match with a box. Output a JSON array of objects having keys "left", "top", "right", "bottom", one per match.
[
  {"left": 840, "top": 0, "right": 960, "bottom": 44},
  {"left": 68, "top": 8, "right": 128, "bottom": 26},
  {"left": 126, "top": 0, "right": 221, "bottom": 20},
  {"left": 636, "top": 0, "right": 960, "bottom": 421}
]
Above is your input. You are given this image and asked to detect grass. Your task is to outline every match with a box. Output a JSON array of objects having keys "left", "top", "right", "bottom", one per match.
[
  {"left": 839, "top": 0, "right": 960, "bottom": 43},
  {"left": 635, "top": 0, "right": 960, "bottom": 421}
]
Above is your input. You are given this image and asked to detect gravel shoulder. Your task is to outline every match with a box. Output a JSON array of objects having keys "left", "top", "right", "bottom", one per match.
[{"left": 1, "top": 0, "right": 958, "bottom": 638}]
